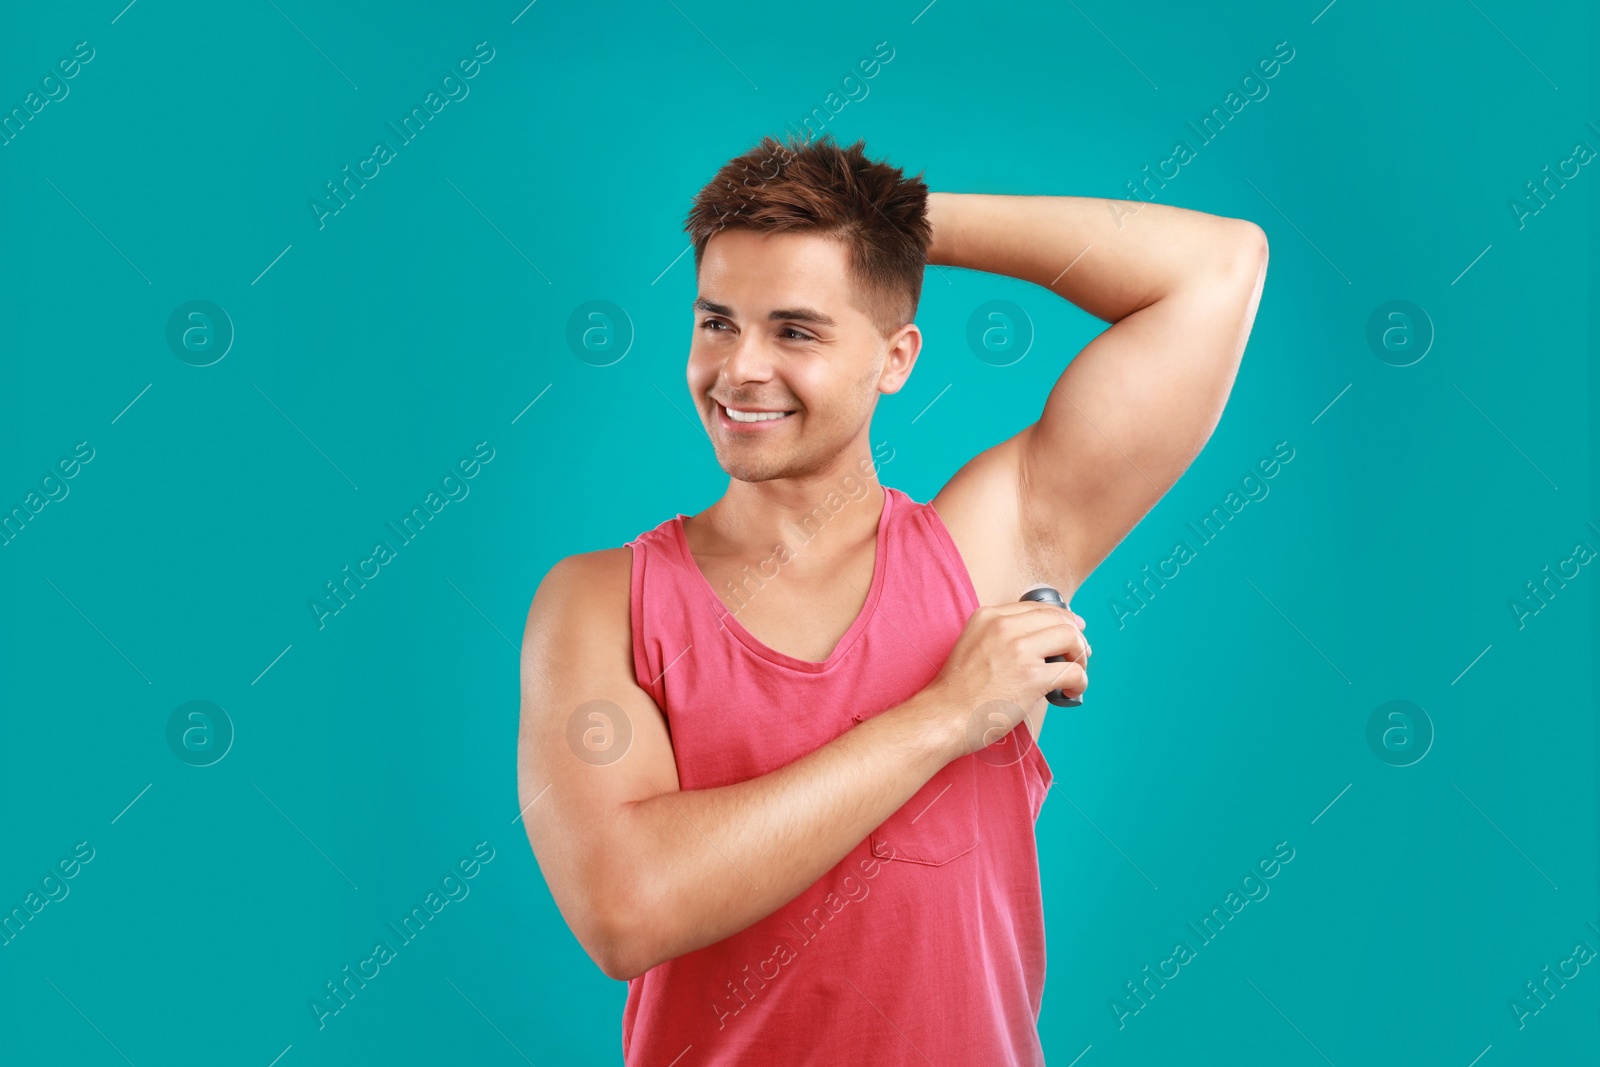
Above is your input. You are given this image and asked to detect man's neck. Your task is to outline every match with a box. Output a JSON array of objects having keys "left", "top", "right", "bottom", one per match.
[{"left": 691, "top": 463, "right": 886, "bottom": 563}]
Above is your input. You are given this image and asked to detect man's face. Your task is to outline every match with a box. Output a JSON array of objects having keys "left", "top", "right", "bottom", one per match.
[{"left": 687, "top": 229, "right": 917, "bottom": 484}]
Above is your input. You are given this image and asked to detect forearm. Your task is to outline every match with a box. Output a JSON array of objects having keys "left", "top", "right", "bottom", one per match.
[
  {"left": 612, "top": 689, "right": 962, "bottom": 977},
  {"left": 926, "top": 191, "right": 1258, "bottom": 323}
]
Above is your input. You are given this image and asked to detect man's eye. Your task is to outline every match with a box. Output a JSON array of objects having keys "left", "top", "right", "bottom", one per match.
[{"left": 698, "top": 319, "right": 810, "bottom": 341}]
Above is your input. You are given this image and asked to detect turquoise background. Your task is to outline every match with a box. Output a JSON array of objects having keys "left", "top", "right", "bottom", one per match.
[{"left": 2, "top": 1, "right": 1595, "bottom": 1064}]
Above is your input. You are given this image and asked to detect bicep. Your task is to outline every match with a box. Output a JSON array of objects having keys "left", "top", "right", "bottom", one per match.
[
  {"left": 1022, "top": 234, "right": 1267, "bottom": 583},
  {"left": 516, "top": 552, "right": 680, "bottom": 943}
]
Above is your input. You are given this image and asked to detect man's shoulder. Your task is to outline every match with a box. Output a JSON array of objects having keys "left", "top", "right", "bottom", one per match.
[
  {"left": 538, "top": 546, "right": 632, "bottom": 608},
  {"left": 548, "top": 545, "right": 633, "bottom": 582},
  {"left": 542, "top": 511, "right": 680, "bottom": 590},
  {"left": 525, "top": 547, "right": 637, "bottom": 646},
  {"left": 523, "top": 545, "right": 657, "bottom": 721}
]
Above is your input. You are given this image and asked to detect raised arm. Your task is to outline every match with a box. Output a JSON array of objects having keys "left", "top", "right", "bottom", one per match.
[
  {"left": 516, "top": 549, "right": 1086, "bottom": 980},
  {"left": 927, "top": 192, "right": 1267, "bottom": 598}
]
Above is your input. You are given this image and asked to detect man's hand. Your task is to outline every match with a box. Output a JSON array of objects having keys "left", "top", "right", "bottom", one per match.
[{"left": 935, "top": 600, "right": 1090, "bottom": 758}]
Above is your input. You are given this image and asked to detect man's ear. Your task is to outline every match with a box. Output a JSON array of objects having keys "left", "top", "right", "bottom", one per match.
[{"left": 876, "top": 322, "right": 922, "bottom": 396}]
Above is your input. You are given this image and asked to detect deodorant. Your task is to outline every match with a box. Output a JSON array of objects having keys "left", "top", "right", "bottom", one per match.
[{"left": 1019, "top": 584, "right": 1083, "bottom": 707}]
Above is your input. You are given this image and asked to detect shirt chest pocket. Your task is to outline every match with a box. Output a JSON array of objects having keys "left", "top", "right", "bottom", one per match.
[{"left": 866, "top": 751, "right": 981, "bottom": 866}]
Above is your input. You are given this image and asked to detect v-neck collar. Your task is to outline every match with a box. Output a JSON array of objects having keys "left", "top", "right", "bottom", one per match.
[{"left": 671, "top": 487, "right": 896, "bottom": 673}]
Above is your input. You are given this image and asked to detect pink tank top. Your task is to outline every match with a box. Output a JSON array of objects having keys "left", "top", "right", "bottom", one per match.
[{"left": 621, "top": 485, "right": 1053, "bottom": 1066}]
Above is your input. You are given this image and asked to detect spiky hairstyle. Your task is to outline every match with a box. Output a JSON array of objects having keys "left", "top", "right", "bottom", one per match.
[{"left": 683, "top": 133, "right": 931, "bottom": 339}]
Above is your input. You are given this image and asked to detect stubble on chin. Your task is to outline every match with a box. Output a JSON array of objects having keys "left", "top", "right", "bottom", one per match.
[{"left": 720, "top": 455, "right": 784, "bottom": 484}]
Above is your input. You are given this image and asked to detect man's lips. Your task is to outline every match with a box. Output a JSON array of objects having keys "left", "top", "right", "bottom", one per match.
[
  {"left": 714, "top": 399, "right": 794, "bottom": 413},
  {"left": 715, "top": 402, "right": 796, "bottom": 428}
]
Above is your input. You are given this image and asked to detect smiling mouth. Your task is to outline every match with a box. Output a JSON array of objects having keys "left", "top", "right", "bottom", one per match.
[{"left": 718, "top": 403, "right": 796, "bottom": 424}]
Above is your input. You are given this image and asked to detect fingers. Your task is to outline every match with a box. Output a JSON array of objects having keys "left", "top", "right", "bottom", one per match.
[
  {"left": 1042, "top": 657, "right": 1088, "bottom": 697},
  {"left": 1016, "top": 619, "right": 1088, "bottom": 663},
  {"left": 983, "top": 600, "right": 1069, "bottom": 618},
  {"left": 985, "top": 600, "right": 1090, "bottom": 666},
  {"left": 984, "top": 600, "right": 1087, "bottom": 632}
]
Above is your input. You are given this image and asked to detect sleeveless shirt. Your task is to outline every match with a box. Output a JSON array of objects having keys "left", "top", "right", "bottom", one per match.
[{"left": 621, "top": 484, "right": 1052, "bottom": 1066}]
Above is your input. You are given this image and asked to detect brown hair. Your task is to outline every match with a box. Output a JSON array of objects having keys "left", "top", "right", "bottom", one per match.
[{"left": 683, "top": 133, "right": 931, "bottom": 339}]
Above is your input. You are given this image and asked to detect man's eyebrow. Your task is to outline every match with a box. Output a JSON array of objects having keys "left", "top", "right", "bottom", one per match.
[{"left": 693, "top": 297, "right": 837, "bottom": 328}]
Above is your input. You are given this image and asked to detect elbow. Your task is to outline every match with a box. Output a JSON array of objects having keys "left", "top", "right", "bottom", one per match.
[
  {"left": 1203, "top": 222, "right": 1267, "bottom": 295},
  {"left": 594, "top": 942, "right": 642, "bottom": 983},
  {"left": 594, "top": 925, "right": 650, "bottom": 983},
  {"left": 587, "top": 872, "right": 662, "bottom": 982},
  {"left": 1229, "top": 222, "right": 1269, "bottom": 274}
]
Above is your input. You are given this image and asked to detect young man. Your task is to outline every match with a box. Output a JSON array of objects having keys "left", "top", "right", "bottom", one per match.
[{"left": 518, "top": 134, "right": 1266, "bottom": 1064}]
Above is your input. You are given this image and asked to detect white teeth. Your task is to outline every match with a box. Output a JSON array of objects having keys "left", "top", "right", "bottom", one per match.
[{"left": 724, "top": 406, "right": 789, "bottom": 423}]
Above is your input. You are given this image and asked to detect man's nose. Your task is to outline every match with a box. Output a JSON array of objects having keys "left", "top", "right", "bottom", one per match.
[{"left": 719, "top": 331, "right": 775, "bottom": 384}]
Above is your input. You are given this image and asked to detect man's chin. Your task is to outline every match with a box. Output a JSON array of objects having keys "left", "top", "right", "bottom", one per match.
[
  {"left": 716, "top": 451, "right": 796, "bottom": 484},
  {"left": 720, "top": 463, "right": 785, "bottom": 484}
]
